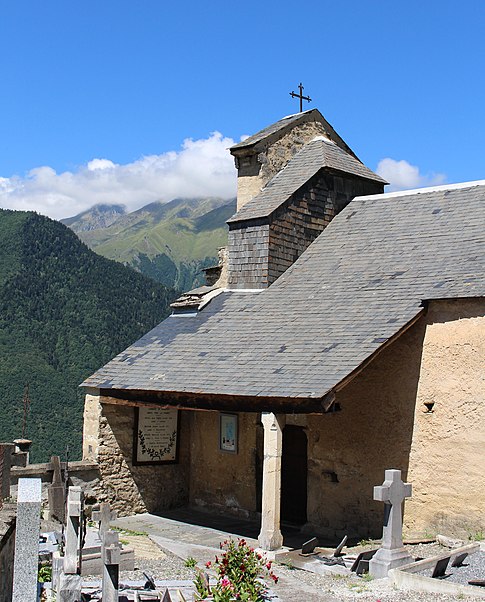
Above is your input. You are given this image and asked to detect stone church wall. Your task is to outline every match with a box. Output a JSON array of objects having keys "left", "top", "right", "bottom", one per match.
[
  {"left": 188, "top": 411, "right": 261, "bottom": 517},
  {"left": 235, "top": 121, "right": 327, "bottom": 210},
  {"left": 405, "top": 298, "right": 485, "bottom": 538},
  {"left": 83, "top": 395, "right": 190, "bottom": 516},
  {"left": 82, "top": 300, "right": 484, "bottom": 537},
  {"left": 304, "top": 315, "right": 427, "bottom": 542},
  {"left": 304, "top": 297, "right": 485, "bottom": 541}
]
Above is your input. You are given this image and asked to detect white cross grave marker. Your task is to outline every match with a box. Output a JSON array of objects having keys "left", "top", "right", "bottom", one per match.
[{"left": 369, "top": 469, "right": 414, "bottom": 578}]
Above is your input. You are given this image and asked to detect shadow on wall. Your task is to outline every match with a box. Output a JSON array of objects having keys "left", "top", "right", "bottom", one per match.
[
  {"left": 99, "top": 404, "right": 190, "bottom": 516},
  {"left": 306, "top": 317, "right": 427, "bottom": 543}
]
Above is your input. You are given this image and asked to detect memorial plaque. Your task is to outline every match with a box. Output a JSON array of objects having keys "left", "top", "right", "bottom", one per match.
[{"left": 134, "top": 408, "right": 179, "bottom": 465}]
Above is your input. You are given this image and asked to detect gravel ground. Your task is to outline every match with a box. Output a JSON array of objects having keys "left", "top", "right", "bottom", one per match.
[
  {"left": 80, "top": 535, "right": 483, "bottom": 601},
  {"left": 417, "top": 550, "right": 485, "bottom": 586}
]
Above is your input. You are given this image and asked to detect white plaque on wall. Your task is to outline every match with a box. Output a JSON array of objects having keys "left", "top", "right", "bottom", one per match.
[{"left": 134, "top": 407, "right": 179, "bottom": 465}]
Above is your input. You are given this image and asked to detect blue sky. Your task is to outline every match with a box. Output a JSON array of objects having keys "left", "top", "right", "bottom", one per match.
[{"left": 0, "top": 1, "right": 484, "bottom": 218}]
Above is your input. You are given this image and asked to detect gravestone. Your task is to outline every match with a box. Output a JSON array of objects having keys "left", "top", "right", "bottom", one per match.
[
  {"left": 431, "top": 556, "right": 450, "bottom": 578},
  {"left": 0, "top": 443, "right": 14, "bottom": 502},
  {"left": 301, "top": 537, "right": 318, "bottom": 555},
  {"left": 334, "top": 534, "right": 348, "bottom": 557},
  {"left": 369, "top": 469, "right": 414, "bottom": 578},
  {"left": 48, "top": 455, "right": 66, "bottom": 523},
  {"left": 102, "top": 529, "right": 121, "bottom": 602},
  {"left": 92, "top": 501, "right": 117, "bottom": 542},
  {"left": 451, "top": 552, "right": 468, "bottom": 567},
  {"left": 350, "top": 549, "right": 378, "bottom": 573},
  {"left": 55, "top": 486, "right": 83, "bottom": 601},
  {"left": 64, "top": 486, "right": 83, "bottom": 574},
  {"left": 12, "top": 478, "right": 42, "bottom": 602}
]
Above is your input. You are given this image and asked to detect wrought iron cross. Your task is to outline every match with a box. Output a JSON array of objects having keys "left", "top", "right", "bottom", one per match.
[{"left": 289, "top": 82, "right": 312, "bottom": 112}]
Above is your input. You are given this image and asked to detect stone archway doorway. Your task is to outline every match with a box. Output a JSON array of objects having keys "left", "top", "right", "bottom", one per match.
[{"left": 281, "top": 425, "right": 308, "bottom": 524}]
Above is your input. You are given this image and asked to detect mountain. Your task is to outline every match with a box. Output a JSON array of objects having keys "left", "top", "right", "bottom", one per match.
[
  {"left": 61, "top": 203, "right": 126, "bottom": 231},
  {"left": 67, "top": 197, "right": 236, "bottom": 291},
  {"left": 0, "top": 209, "right": 177, "bottom": 462}
]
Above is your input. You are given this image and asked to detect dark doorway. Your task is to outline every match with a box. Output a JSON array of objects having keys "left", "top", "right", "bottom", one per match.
[{"left": 281, "top": 425, "right": 308, "bottom": 524}]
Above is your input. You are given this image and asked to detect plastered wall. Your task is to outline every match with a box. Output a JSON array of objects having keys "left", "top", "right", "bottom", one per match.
[
  {"left": 189, "top": 411, "right": 261, "bottom": 518},
  {"left": 405, "top": 298, "right": 485, "bottom": 538}
]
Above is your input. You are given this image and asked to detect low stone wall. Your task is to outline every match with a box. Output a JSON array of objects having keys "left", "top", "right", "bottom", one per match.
[
  {"left": 0, "top": 504, "right": 16, "bottom": 602},
  {"left": 10, "top": 460, "right": 100, "bottom": 502}
]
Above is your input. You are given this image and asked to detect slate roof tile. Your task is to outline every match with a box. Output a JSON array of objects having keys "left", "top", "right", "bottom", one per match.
[
  {"left": 227, "top": 138, "right": 386, "bottom": 224},
  {"left": 83, "top": 182, "right": 485, "bottom": 401}
]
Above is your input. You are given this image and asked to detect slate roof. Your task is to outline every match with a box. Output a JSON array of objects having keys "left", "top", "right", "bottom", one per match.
[
  {"left": 83, "top": 181, "right": 485, "bottom": 402},
  {"left": 228, "top": 137, "right": 387, "bottom": 224},
  {"left": 230, "top": 111, "right": 314, "bottom": 150}
]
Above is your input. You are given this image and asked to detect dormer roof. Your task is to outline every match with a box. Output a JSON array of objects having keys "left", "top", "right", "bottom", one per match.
[{"left": 228, "top": 136, "right": 387, "bottom": 224}]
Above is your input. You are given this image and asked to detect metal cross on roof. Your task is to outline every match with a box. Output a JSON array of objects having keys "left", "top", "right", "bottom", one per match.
[{"left": 289, "top": 82, "right": 312, "bottom": 112}]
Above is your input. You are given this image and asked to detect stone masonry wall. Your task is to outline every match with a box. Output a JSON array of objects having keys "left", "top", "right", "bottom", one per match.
[
  {"left": 236, "top": 121, "right": 327, "bottom": 210},
  {"left": 228, "top": 172, "right": 382, "bottom": 289},
  {"left": 84, "top": 395, "right": 190, "bottom": 517}
]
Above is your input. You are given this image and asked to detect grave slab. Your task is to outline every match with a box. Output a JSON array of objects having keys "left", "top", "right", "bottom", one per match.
[{"left": 12, "top": 478, "right": 42, "bottom": 602}]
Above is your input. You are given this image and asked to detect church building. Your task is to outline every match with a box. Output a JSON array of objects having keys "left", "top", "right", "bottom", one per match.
[{"left": 82, "top": 109, "right": 485, "bottom": 549}]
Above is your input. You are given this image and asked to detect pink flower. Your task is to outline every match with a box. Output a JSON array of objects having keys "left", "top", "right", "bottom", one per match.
[
  {"left": 266, "top": 562, "right": 272, "bottom": 570},
  {"left": 221, "top": 577, "right": 231, "bottom": 588},
  {"left": 205, "top": 561, "right": 212, "bottom": 568}
]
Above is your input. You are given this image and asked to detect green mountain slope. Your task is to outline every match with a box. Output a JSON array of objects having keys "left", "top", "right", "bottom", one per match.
[
  {"left": 0, "top": 209, "right": 177, "bottom": 461},
  {"left": 70, "top": 197, "right": 236, "bottom": 291}
]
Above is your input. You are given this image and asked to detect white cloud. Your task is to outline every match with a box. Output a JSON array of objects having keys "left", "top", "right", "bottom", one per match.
[
  {"left": 0, "top": 132, "right": 237, "bottom": 220},
  {"left": 376, "top": 158, "right": 446, "bottom": 192}
]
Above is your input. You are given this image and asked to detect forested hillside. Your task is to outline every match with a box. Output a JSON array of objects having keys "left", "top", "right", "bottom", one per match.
[
  {"left": 0, "top": 209, "right": 177, "bottom": 461},
  {"left": 64, "top": 197, "right": 236, "bottom": 291}
]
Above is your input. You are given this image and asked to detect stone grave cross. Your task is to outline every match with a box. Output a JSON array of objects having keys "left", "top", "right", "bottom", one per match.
[
  {"left": 48, "top": 455, "right": 66, "bottom": 523},
  {"left": 102, "top": 530, "right": 121, "bottom": 602},
  {"left": 64, "top": 486, "right": 84, "bottom": 574},
  {"left": 369, "top": 469, "right": 413, "bottom": 578},
  {"left": 92, "top": 502, "right": 117, "bottom": 542},
  {"left": 375, "top": 468, "right": 411, "bottom": 550}
]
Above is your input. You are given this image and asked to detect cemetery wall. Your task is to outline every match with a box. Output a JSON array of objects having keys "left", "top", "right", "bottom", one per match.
[
  {"left": 0, "top": 505, "right": 15, "bottom": 602},
  {"left": 87, "top": 396, "right": 190, "bottom": 516},
  {"left": 405, "top": 297, "right": 485, "bottom": 538},
  {"left": 189, "top": 411, "right": 261, "bottom": 517}
]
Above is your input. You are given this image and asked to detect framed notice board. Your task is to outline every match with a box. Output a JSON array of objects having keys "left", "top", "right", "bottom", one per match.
[
  {"left": 133, "top": 407, "right": 180, "bottom": 465},
  {"left": 219, "top": 413, "right": 238, "bottom": 453}
]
